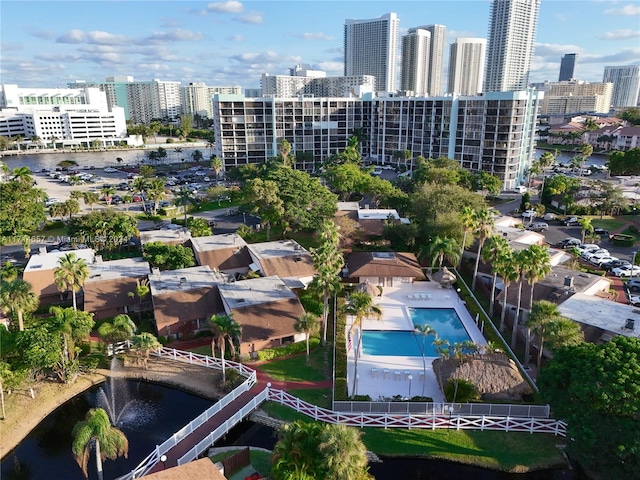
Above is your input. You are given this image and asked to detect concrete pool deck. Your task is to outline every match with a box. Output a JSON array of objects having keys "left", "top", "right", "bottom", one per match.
[{"left": 346, "top": 281, "right": 487, "bottom": 402}]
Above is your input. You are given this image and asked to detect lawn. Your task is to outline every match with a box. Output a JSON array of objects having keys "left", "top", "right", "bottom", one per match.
[
  {"left": 187, "top": 344, "right": 213, "bottom": 356},
  {"left": 256, "top": 347, "right": 329, "bottom": 382},
  {"left": 589, "top": 217, "right": 627, "bottom": 232}
]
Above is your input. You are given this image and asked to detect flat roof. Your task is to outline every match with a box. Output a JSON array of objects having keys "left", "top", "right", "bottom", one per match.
[
  {"left": 248, "top": 240, "right": 308, "bottom": 259},
  {"left": 24, "top": 248, "right": 95, "bottom": 272},
  {"left": 139, "top": 229, "right": 189, "bottom": 245},
  {"left": 357, "top": 209, "right": 400, "bottom": 220},
  {"left": 558, "top": 293, "right": 640, "bottom": 337},
  {"left": 337, "top": 201, "right": 360, "bottom": 211},
  {"left": 190, "top": 233, "right": 247, "bottom": 252},
  {"left": 218, "top": 275, "right": 296, "bottom": 309},
  {"left": 149, "top": 265, "right": 228, "bottom": 295},
  {"left": 86, "top": 257, "right": 150, "bottom": 282}
]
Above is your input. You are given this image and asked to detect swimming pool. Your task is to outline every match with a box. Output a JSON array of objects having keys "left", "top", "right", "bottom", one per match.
[{"left": 362, "top": 308, "right": 473, "bottom": 357}]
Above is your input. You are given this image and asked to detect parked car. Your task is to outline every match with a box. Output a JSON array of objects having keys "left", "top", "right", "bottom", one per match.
[
  {"left": 590, "top": 255, "right": 618, "bottom": 267},
  {"left": 593, "top": 227, "right": 609, "bottom": 236},
  {"left": 577, "top": 244, "right": 600, "bottom": 256},
  {"left": 602, "top": 259, "right": 631, "bottom": 272},
  {"left": 555, "top": 238, "right": 581, "bottom": 249},
  {"left": 628, "top": 278, "right": 640, "bottom": 292},
  {"left": 582, "top": 249, "right": 609, "bottom": 261},
  {"left": 45, "top": 197, "right": 62, "bottom": 207},
  {"left": 612, "top": 265, "right": 640, "bottom": 277},
  {"left": 543, "top": 213, "right": 557, "bottom": 221},
  {"left": 563, "top": 216, "right": 581, "bottom": 226},
  {"left": 527, "top": 222, "right": 549, "bottom": 232},
  {"left": 628, "top": 294, "right": 640, "bottom": 307},
  {"left": 521, "top": 209, "right": 536, "bottom": 219}
]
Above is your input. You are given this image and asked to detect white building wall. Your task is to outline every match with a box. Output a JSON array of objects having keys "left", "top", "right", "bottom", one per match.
[
  {"left": 401, "top": 29, "right": 431, "bottom": 96},
  {"left": 603, "top": 65, "right": 640, "bottom": 107},
  {"left": 447, "top": 38, "right": 486, "bottom": 96}
]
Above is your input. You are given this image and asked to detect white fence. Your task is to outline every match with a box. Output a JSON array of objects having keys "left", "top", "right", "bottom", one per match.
[
  {"left": 333, "top": 401, "right": 550, "bottom": 418},
  {"left": 269, "top": 389, "right": 566, "bottom": 436},
  {"left": 115, "top": 346, "right": 256, "bottom": 480}
]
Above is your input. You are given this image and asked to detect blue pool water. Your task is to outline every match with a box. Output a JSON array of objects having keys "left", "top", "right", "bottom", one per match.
[{"left": 362, "top": 308, "right": 473, "bottom": 357}]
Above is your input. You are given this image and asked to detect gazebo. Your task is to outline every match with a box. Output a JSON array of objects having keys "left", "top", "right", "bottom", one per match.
[
  {"left": 432, "top": 266, "right": 457, "bottom": 287},
  {"left": 353, "top": 279, "right": 381, "bottom": 297}
]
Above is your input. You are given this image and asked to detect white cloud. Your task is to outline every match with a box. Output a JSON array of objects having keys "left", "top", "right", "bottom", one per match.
[
  {"left": 604, "top": 4, "right": 640, "bottom": 15},
  {"left": 600, "top": 29, "right": 640, "bottom": 41},
  {"left": 207, "top": 1, "right": 244, "bottom": 13},
  {"left": 227, "top": 34, "right": 245, "bottom": 41},
  {"left": 145, "top": 29, "right": 204, "bottom": 44},
  {"left": 234, "top": 12, "right": 263, "bottom": 24},
  {"left": 56, "top": 29, "right": 86, "bottom": 44},
  {"left": 85, "top": 31, "right": 129, "bottom": 45},
  {"left": 533, "top": 43, "right": 586, "bottom": 57},
  {"left": 294, "top": 32, "right": 334, "bottom": 41}
]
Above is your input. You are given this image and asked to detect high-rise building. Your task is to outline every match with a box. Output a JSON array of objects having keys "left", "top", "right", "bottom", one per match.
[
  {"left": 423, "top": 25, "right": 446, "bottom": 95},
  {"left": 559, "top": 53, "right": 578, "bottom": 82},
  {"left": 447, "top": 38, "right": 487, "bottom": 95},
  {"left": 344, "top": 13, "right": 399, "bottom": 93},
  {"left": 401, "top": 28, "right": 431, "bottom": 96},
  {"left": 261, "top": 73, "right": 375, "bottom": 98},
  {"left": 484, "top": 0, "right": 540, "bottom": 92},
  {"left": 181, "top": 82, "right": 242, "bottom": 118},
  {"left": 539, "top": 80, "right": 613, "bottom": 115},
  {"left": 212, "top": 90, "right": 542, "bottom": 190},
  {"left": 603, "top": 65, "right": 640, "bottom": 107}
]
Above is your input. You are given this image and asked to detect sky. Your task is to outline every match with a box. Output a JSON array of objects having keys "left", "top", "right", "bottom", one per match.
[{"left": 1, "top": 0, "right": 639, "bottom": 90}]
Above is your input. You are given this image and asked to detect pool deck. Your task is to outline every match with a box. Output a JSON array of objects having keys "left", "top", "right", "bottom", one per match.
[{"left": 346, "top": 281, "right": 487, "bottom": 402}]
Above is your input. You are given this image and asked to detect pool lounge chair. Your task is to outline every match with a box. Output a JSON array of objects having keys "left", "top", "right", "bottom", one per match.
[
  {"left": 371, "top": 368, "right": 378, "bottom": 378},
  {"left": 383, "top": 368, "right": 390, "bottom": 379}
]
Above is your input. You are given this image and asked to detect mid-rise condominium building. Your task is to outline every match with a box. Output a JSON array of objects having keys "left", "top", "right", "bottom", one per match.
[
  {"left": 603, "top": 65, "right": 640, "bottom": 108},
  {"left": 0, "top": 84, "right": 129, "bottom": 148},
  {"left": 261, "top": 73, "right": 376, "bottom": 98},
  {"left": 401, "top": 25, "right": 446, "bottom": 96},
  {"left": 559, "top": 54, "right": 578, "bottom": 82},
  {"left": 212, "top": 90, "right": 542, "bottom": 190},
  {"left": 538, "top": 81, "right": 613, "bottom": 115},
  {"left": 447, "top": 38, "right": 487, "bottom": 96},
  {"left": 344, "top": 13, "right": 399, "bottom": 93},
  {"left": 484, "top": 0, "right": 540, "bottom": 92},
  {"left": 181, "top": 82, "right": 242, "bottom": 119}
]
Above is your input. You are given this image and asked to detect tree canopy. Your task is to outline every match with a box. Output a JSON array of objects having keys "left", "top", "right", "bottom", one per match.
[
  {"left": 608, "top": 148, "right": 640, "bottom": 176},
  {"left": 142, "top": 242, "right": 195, "bottom": 271},
  {"left": 67, "top": 209, "right": 138, "bottom": 252},
  {"left": 0, "top": 177, "right": 47, "bottom": 236},
  {"left": 538, "top": 336, "right": 640, "bottom": 476}
]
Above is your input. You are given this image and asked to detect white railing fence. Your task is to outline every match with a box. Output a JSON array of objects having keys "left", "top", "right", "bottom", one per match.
[
  {"left": 332, "top": 401, "right": 550, "bottom": 418},
  {"left": 268, "top": 389, "right": 566, "bottom": 436}
]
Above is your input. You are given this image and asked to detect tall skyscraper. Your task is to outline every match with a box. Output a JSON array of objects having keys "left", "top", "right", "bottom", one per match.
[
  {"left": 558, "top": 53, "right": 578, "bottom": 82},
  {"left": 603, "top": 65, "right": 640, "bottom": 107},
  {"left": 344, "top": 13, "right": 399, "bottom": 93},
  {"left": 422, "top": 25, "right": 446, "bottom": 96},
  {"left": 400, "top": 28, "right": 431, "bottom": 95},
  {"left": 484, "top": 0, "right": 540, "bottom": 93},
  {"left": 447, "top": 38, "right": 487, "bottom": 95}
]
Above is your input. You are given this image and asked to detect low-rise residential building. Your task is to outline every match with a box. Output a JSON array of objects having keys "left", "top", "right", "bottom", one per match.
[
  {"left": 149, "top": 266, "right": 227, "bottom": 338},
  {"left": 344, "top": 251, "right": 425, "bottom": 287},
  {"left": 189, "top": 233, "right": 251, "bottom": 275},
  {"left": 246, "top": 240, "right": 316, "bottom": 288},
  {"left": 83, "top": 256, "right": 151, "bottom": 320},
  {"left": 139, "top": 228, "right": 190, "bottom": 246},
  {"left": 356, "top": 208, "right": 409, "bottom": 237},
  {"left": 23, "top": 248, "right": 95, "bottom": 305},
  {"left": 218, "top": 276, "right": 307, "bottom": 356}
]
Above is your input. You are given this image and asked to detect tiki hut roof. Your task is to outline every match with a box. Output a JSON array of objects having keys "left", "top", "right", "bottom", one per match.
[
  {"left": 433, "top": 353, "right": 533, "bottom": 401},
  {"left": 353, "top": 279, "right": 380, "bottom": 297}
]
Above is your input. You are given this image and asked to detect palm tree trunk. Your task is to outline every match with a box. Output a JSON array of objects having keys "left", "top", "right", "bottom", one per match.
[
  {"left": 472, "top": 240, "right": 483, "bottom": 290},
  {"left": 512, "top": 281, "right": 524, "bottom": 349},
  {"left": 537, "top": 336, "right": 545, "bottom": 369},
  {"left": 351, "top": 327, "right": 360, "bottom": 396},
  {"left": 17, "top": 310, "right": 24, "bottom": 331},
  {"left": 458, "top": 233, "right": 467, "bottom": 269},
  {"left": 489, "top": 273, "right": 497, "bottom": 317},
  {"left": 421, "top": 338, "right": 427, "bottom": 397},
  {"left": 500, "top": 286, "right": 509, "bottom": 332},
  {"left": 322, "top": 288, "right": 329, "bottom": 345},
  {"left": 96, "top": 439, "right": 103, "bottom": 480},
  {"left": 305, "top": 333, "right": 310, "bottom": 359},
  {"left": 221, "top": 344, "right": 226, "bottom": 384},
  {"left": 72, "top": 288, "right": 77, "bottom": 311}
]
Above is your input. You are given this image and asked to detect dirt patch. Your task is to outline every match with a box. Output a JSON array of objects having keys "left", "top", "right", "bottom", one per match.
[{"left": 0, "top": 357, "right": 227, "bottom": 459}]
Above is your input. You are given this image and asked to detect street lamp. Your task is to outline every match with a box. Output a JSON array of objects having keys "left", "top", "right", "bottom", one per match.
[
  {"left": 407, "top": 374, "right": 413, "bottom": 398},
  {"left": 448, "top": 406, "right": 454, "bottom": 432},
  {"left": 160, "top": 454, "right": 167, "bottom": 469}
]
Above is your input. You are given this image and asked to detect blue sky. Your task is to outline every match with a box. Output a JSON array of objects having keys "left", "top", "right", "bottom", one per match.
[{"left": 1, "top": 0, "right": 639, "bottom": 89}]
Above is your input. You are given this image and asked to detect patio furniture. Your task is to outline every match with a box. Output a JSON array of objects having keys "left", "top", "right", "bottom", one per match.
[
  {"left": 407, "top": 294, "right": 415, "bottom": 300},
  {"left": 383, "top": 368, "right": 390, "bottom": 379},
  {"left": 426, "top": 293, "right": 433, "bottom": 301},
  {"left": 420, "top": 292, "right": 427, "bottom": 300},
  {"left": 371, "top": 368, "right": 378, "bottom": 378},
  {"left": 394, "top": 371, "right": 401, "bottom": 381}
]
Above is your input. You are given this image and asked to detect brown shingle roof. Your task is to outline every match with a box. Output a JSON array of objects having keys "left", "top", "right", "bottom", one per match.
[
  {"left": 196, "top": 246, "right": 252, "bottom": 272},
  {"left": 152, "top": 286, "right": 223, "bottom": 333},
  {"left": 143, "top": 458, "right": 226, "bottom": 480},
  {"left": 23, "top": 269, "right": 58, "bottom": 297},
  {"left": 346, "top": 252, "right": 425, "bottom": 279},
  {"left": 83, "top": 277, "right": 143, "bottom": 313},
  {"left": 232, "top": 297, "right": 305, "bottom": 344},
  {"left": 259, "top": 255, "right": 315, "bottom": 279}
]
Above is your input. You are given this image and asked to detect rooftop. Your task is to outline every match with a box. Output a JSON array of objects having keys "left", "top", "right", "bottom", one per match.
[
  {"left": 218, "top": 275, "right": 296, "bottom": 310},
  {"left": 247, "top": 240, "right": 308, "bottom": 259},
  {"left": 149, "top": 265, "right": 228, "bottom": 296},
  {"left": 24, "top": 248, "right": 95, "bottom": 272},
  {"left": 189, "top": 233, "right": 247, "bottom": 253},
  {"left": 86, "top": 257, "right": 150, "bottom": 282},
  {"left": 139, "top": 228, "right": 190, "bottom": 245},
  {"left": 558, "top": 293, "right": 640, "bottom": 338},
  {"left": 357, "top": 209, "right": 400, "bottom": 220}
]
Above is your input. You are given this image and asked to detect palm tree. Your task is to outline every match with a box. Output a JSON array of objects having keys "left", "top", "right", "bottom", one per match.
[
  {"left": 537, "top": 151, "right": 556, "bottom": 196},
  {"left": 210, "top": 156, "right": 224, "bottom": 178},
  {"left": 414, "top": 323, "right": 437, "bottom": 396},
  {"left": 310, "top": 220, "right": 344, "bottom": 344},
  {"left": 82, "top": 191, "right": 100, "bottom": 211},
  {"left": 145, "top": 178, "right": 166, "bottom": 214},
  {"left": 72, "top": 408, "right": 129, "bottom": 480},
  {"left": 54, "top": 253, "right": 90, "bottom": 311},
  {"left": 210, "top": 314, "right": 242, "bottom": 384},
  {"left": 511, "top": 249, "right": 529, "bottom": 349},
  {"left": 127, "top": 278, "right": 150, "bottom": 323},
  {"left": 174, "top": 187, "right": 196, "bottom": 224},
  {"left": 343, "top": 292, "right": 382, "bottom": 396},
  {"left": 130, "top": 333, "right": 161, "bottom": 369},
  {"left": 458, "top": 206, "right": 476, "bottom": 268},
  {"left": 423, "top": 236, "right": 460, "bottom": 270},
  {"left": 0, "top": 279, "right": 38, "bottom": 331},
  {"left": 12, "top": 135, "right": 23, "bottom": 152},
  {"left": 494, "top": 247, "right": 517, "bottom": 332},
  {"left": 471, "top": 209, "right": 494, "bottom": 290},
  {"left": 482, "top": 235, "right": 509, "bottom": 317},
  {"left": 578, "top": 217, "right": 593, "bottom": 244},
  {"left": 525, "top": 300, "right": 563, "bottom": 369},
  {"left": 100, "top": 186, "right": 116, "bottom": 206},
  {"left": 522, "top": 245, "right": 552, "bottom": 366},
  {"left": 11, "top": 166, "right": 33, "bottom": 184},
  {"left": 295, "top": 313, "right": 320, "bottom": 360},
  {"left": 544, "top": 318, "right": 584, "bottom": 352},
  {"left": 0, "top": 262, "right": 18, "bottom": 282},
  {"left": 98, "top": 314, "right": 137, "bottom": 354}
]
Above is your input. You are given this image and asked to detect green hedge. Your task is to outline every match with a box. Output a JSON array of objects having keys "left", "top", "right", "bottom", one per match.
[
  {"left": 255, "top": 337, "right": 321, "bottom": 361},
  {"left": 334, "top": 377, "right": 347, "bottom": 400}
]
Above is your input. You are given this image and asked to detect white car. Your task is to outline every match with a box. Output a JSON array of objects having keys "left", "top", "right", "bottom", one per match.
[
  {"left": 103, "top": 167, "right": 118, "bottom": 173},
  {"left": 577, "top": 243, "right": 599, "bottom": 254},
  {"left": 45, "top": 198, "right": 62, "bottom": 207},
  {"left": 629, "top": 294, "right": 640, "bottom": 307},
  {"left": 521, "top": 209, "right": 536, "bottom": 219},
  {"left": 612, "top": 265, "right": 640, "bottom": 277},
  {"left": 582, "top": 249, "right": 609, "bottom": 261},
  {"left": 590, "top": 255, "right": 618, "bottom": 267}
]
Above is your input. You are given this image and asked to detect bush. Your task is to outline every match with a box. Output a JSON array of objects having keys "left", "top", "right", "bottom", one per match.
[
  {"left": 444, "top": 378, "right": 479, "bottom": 402},
  {"left": 351, "top": 394, "right": 372, "bottom": 401},
  {"left": 166, "top": 138, "right": 174, "bottom": 144},
  {"left": 612, "top": 234, "right": 635, "bottom": 247},
  {"left": 629, "top": 225, "right": 639, "bottom": 234},
  {"left": 255, "top": 337, "right": 321, "bottom": 361},
  {"left": 334, "top": 377, "right": 347, "bottom": 400}
]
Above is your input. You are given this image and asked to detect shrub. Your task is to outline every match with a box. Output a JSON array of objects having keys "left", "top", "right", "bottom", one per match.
[
  {"left": 351, "top": 394, "right": 372, "bottom": 401},
  {"left": 444, "top": 378, "right": 479, "bottom": 403},
  {"left": 255, "top": 337, "right": 321, "bottom": 361},
  {"left": 629, "top": 225, "right": 639, "bottom": 234},
  {"left": 166, "top": 138, "right": 174, "bottom": 144},
  {"left": 334, "top": 377, "right": 348, "bottom": 400}
]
